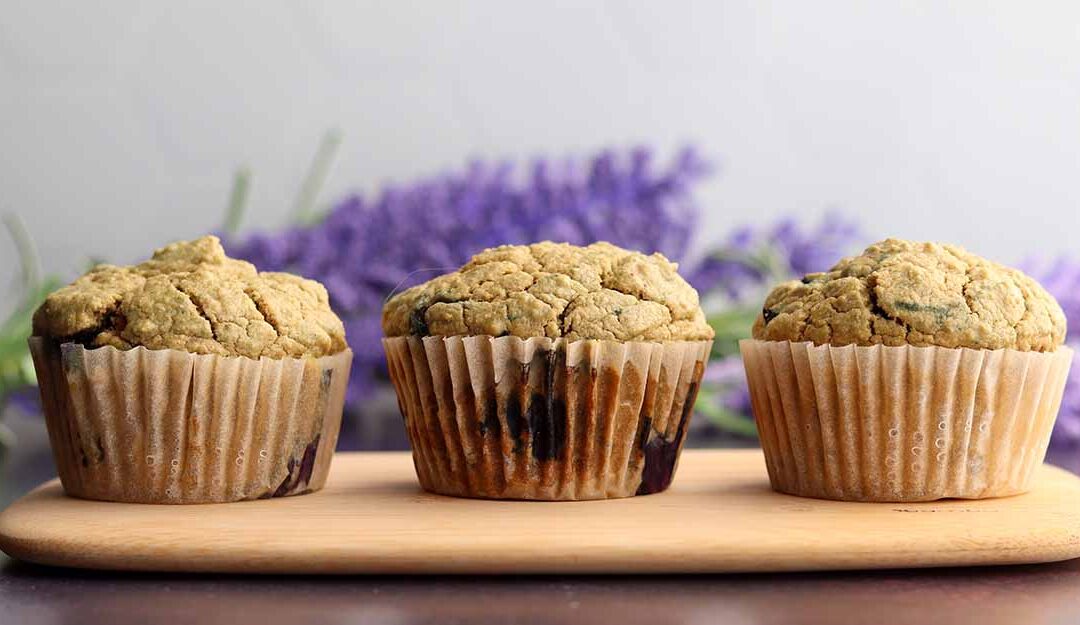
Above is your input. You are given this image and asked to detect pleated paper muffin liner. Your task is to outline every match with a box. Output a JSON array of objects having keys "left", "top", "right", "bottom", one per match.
[
  {"left": 740, "top": 339, "right": 1073, "bottom": 502},
  {"left": 29, "top": 338, "right": 352, "bottom": 504},
  {"left": 383, "top": 336, "right": 712, "bottom": 500}
]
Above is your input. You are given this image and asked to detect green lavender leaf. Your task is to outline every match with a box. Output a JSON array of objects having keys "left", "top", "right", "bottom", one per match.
[
  {"left": 695, "top": 388, "right": 758, "bottom": 437},
  {"left": 222, "top": 166, "right": 252, "bottom": 235},
  {"left": 0, "top": 214, "right": 61, "bottom": 421},
  {"left": 706, "top": 306, "right": 758, "bottom": 358},
  {"left": 292, "top": 128, "right": 343, "bottom": 226}
]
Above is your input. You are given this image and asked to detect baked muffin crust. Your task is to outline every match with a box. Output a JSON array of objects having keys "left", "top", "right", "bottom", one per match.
[
  {"left": 382, "top": 241, "right": 714, "bottom": 342},
  {"left": 752, "top": 238, "right": 1066, "bottom": 351},
  {"left": 33, "top": 236, "right": 347, "bottom": 359}
]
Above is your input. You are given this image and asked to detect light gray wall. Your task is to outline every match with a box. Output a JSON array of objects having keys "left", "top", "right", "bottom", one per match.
[{"left": 3, "top": 1, "right": 1079, "bottom": 306}]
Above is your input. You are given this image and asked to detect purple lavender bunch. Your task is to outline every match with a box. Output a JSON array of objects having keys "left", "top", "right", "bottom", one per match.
[
  {"left": 689, "top": 213, "right": 860, "bottom": 300},
  {"left": 1023, "top": 258, "right": 1080, "bottom": 453},
  {"left": 225, "top": 147, "right": 710, "bottom": 410},
  {"left": 1055, "top": 361, "right": 1080, "bottom": 452},
  {"left": 1024, "top": 257, "right": 1080, "bottom": 344}
]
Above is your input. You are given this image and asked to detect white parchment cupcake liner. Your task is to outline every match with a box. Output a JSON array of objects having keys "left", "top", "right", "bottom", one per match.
[
  {"left": 740, "top": 339, "right": 1072, "bottom": 502},
  {"left": 383, "top": 336, "right": 712, "bottom": 500},
  {"left": 29, "top": 338, "right": 352, "bottom": 504}
]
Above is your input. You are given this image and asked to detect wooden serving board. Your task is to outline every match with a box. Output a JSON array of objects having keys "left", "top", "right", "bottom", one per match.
[{"left": 3, "top": 450, "right": 1080, "bottom": 574}]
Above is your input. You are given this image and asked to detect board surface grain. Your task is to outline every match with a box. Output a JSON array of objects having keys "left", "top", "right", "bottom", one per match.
[{"left": 3, "top": 449, "right": 1080, "bottom": 574}]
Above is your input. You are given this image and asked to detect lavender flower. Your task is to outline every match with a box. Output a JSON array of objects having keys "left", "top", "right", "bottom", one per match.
[
  {"left": 7, "top": 386, "right": 40, "bottom": 416},
  {"left": 225, "top": 147, "right": 711, "bottom": 410},
  {"left": 1023, "top": 257, "right": 1080, "bottom": 343},
  {"left": 1023, "top": 257, "right": 1080, "bottom": 452},
  {"left": 1053, "top": 359, "right": 1080, "bottom": 451},
  {"left": 689, "top": 213, "right": 861, "bottom": 300},
  {"left": 707, "top": 358, "right": 752, "bottom": 416}
]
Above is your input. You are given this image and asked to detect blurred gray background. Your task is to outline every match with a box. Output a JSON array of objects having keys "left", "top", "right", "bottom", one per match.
[{"left": 2, "top": 0, "right": 1079, "bottom": 302}]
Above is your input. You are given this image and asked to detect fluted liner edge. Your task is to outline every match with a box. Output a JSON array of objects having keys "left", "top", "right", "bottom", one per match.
[
  {"left": 383, "top": 336, "right": 712, "bottom": 500},
  {"left": 740, "top": 339, "right": 1072, "bottom": 502},
  {"left": 29, "top": 338, "right": 352, "bottom": 504}
]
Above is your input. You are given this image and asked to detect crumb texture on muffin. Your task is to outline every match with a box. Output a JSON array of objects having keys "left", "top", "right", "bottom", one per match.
[
  {"left": 752, "top": 238, "right": 1066, "bottom": 351},
  {"left": 33, "top": 236, "right": 347, "bottom": 359},
  {"left": 382, "top": 241, "right": 714, "bottom": 342}
]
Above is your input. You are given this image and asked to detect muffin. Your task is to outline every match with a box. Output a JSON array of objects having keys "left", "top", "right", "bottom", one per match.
[
  {"left": 30, "top": 235, "right": 352, "bottom": 504},
  {"left": 741, "top": 238, "right": 1071, "bottom": 502},
  {"left": 381, "top": 241, "right": 714, "bottom": 500}
]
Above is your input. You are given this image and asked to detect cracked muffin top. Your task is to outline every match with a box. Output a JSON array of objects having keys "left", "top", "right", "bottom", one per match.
[
  {"left": 752, "top": 238, "right": 1066, "bottom": 351},
  {"left": 382, "top": 241, "right": 714, "bottom": 342},
  {"left": 33, "top": 236, "right": 347, "bottom": 359}
]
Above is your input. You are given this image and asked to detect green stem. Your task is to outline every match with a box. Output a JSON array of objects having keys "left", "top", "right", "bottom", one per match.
[
  {"left": 222, "top": 167, "right": 251, "bottom": 235},
  {"left": 696, "top": 395, "right": 759, "bottom": 438},
  {"left": 756, "top": 245, "right": 791, "bottom": 283},
  {"left": 0, "top": 422, "right": 14, "bottom": 449},
  {"left": 703, "top": 244, "right": 792, "bottom": 285},
  {"left": 3, "top": 214, "right": 41, "bottom": 291},
  {"left": 291, "top": 128, "right": 343, "bottom": 225}
]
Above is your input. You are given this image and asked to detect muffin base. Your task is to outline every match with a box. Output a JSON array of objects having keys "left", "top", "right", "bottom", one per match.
[
  {"left": 740, "top": 339, "right": 1073, "bottom": 502},
  {"left": 29, "top": 338, "right": 352, "bottom": 504},
  {"left": 383, "top": 336, "right": 712, "bottom": 500}
]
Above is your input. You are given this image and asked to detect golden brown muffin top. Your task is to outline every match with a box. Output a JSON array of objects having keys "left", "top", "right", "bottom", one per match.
[
  {"left": 33, "top": 236, "right": 347, "bottom": 359},
  {"left": 382, "top": 241, "right": 714, "bottom": 342},
  {"left": 752, "top": 238, "right": 1066, "bottom": 351}
]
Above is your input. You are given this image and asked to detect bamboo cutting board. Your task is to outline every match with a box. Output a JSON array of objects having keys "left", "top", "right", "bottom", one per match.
[{"left": 3, "top": 449, "right": 1080, "bottom": 574}]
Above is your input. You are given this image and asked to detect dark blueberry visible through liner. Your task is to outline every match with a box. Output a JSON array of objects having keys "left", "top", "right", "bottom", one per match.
[
  {"left": 527, "top": 391, "right": 566, "bottom": 462},
  {"left": 526, "top": 349, "right": 567, "bottom": 461},
  {"left": 74, "top": 431, "right": 89, "bottom": 468},
  {"left": 479, "top": 395, "right": 501, "bottom": 437},
  {"left": 504, "top": 392, "right": 525, "bottom": 450},
  {"left": 636, "top": 381, "right": 699, "bottom": 495},
  {"left": 635, "top": 415, "right": 653, "bottom": 452},
  {"left": 494, "top": 348, "right": 570, "bottom": 461},
  {"left": 269, "top": 435, "right": 321, "bottom": 498}
]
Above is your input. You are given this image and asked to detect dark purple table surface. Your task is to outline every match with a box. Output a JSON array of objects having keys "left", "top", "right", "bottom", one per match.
[{"left": 4, "top": 409, "right": 1080, "bottom": 625}]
